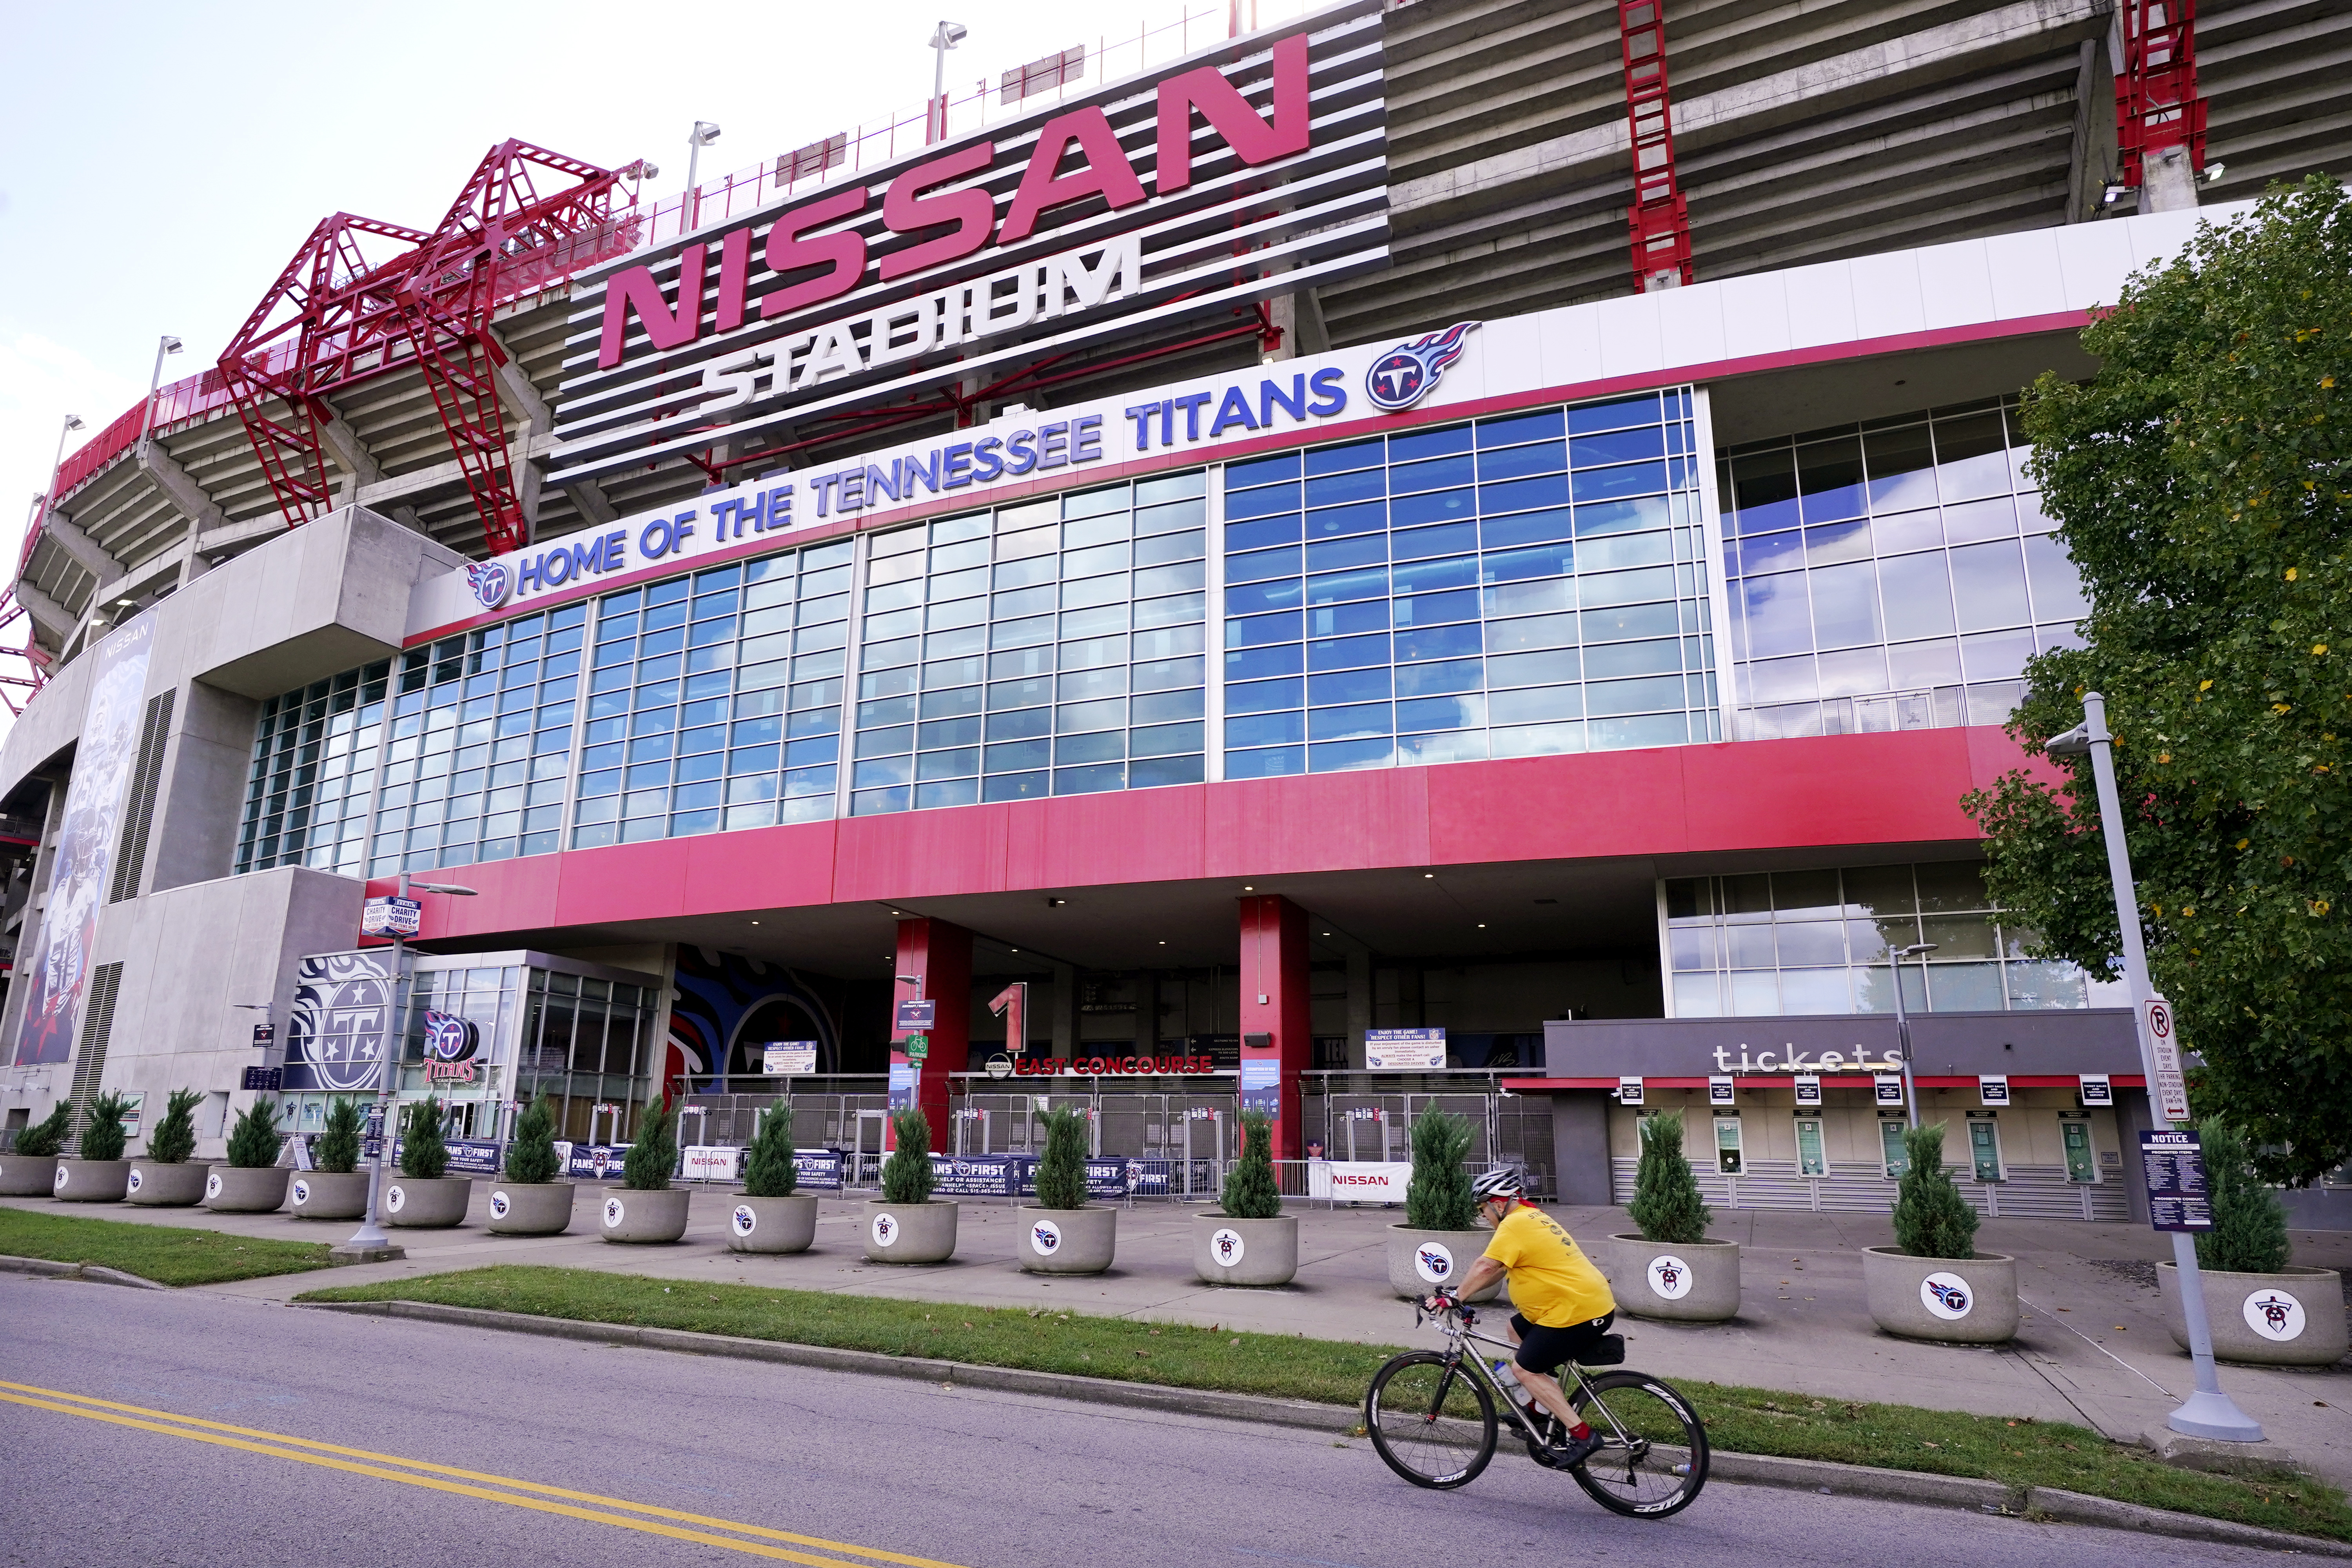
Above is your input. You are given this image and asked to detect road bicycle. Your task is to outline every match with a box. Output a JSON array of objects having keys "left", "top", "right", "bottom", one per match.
[{"left": 1363, "top": 1294, "right": 1710, "bottom": 1518}]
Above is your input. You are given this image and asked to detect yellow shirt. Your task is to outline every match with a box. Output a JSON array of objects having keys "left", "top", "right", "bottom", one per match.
[{"left": 1482, "top": 1203, "right": 1615, "bottom": 1328}]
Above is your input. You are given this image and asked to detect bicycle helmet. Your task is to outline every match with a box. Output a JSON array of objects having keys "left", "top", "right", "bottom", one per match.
[{"left": 1470, "top": 1167, "right": 1525, "bottom": 1203}]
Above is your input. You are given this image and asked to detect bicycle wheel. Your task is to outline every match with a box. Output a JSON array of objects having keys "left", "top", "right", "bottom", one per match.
[
  {"left": 1365, "top": 1351, "right": 1497, "bottom": 1490},
  {"left": 1566, "top": 1370, "right": 1709, "bottom": 1518}
]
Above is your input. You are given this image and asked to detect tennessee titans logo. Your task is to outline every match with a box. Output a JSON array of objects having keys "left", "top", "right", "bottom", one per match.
[
  {"left": 1418, "top": 1247, "right": 1453, "bottom": 1279},
  {"left": 466, "top": 560, "right": 514, "bottom": 610},
  {"left": 1364, "top": 321, "right": 1481, "bottom": 412},
  {"left": 1655, "top": 1262, "right": 1682, "bottom": 1290},
  {"left": 422, "top": 1011, "right": 477, "bottom": 1062},
  {"left": 1926, "top": 1280, "right": 1969, "bottom": 1313}
]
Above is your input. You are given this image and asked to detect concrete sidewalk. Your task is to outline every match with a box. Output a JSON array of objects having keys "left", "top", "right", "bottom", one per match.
[{"left": 13, "top": 1188, "right": 2351, "bottom": 1483}]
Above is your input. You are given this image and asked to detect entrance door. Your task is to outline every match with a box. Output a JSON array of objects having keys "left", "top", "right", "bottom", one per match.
[
  {"left": 853, "top": 1109, "right": 888, "bottom": 1188},
  {"left": 1713, "top": 1114, "right": 1744, "bottom": 1174},
  {"left": 1969, "top": 1118, "right": 2003, "bottom": 1183},
  {"left": 1879, "top": 1116, "right": 1909, "bottom": 1178},
  {"left": 1793, "top": 1115, "right": 1827, "bottom": 1178},
  {"left": 2061, "top": 1117, "right": 2097, "bottom": 1183}
]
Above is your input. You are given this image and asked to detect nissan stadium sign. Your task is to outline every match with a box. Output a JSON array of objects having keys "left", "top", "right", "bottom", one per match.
[{"left": 548, "top": 0, "right": 1388, "bottom": 488}]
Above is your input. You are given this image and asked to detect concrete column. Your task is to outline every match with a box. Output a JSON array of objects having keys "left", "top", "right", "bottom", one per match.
[
  {"left": 1049, "top": 960, "right": 1078, "bottom": 1053},
  {"left": 2117, "top": 1085, "right": 2155, "bottom": 1225},
  {"left": 2141, "top": 146, "right": 2201, "bottom": 214},
  {"left": 890, "top": 916, "right": 971, "bottom": 1147},
  {"left": 1345, "top": 946, "right": 1373, "bottom": 1069},
  {"left": 1238, "top": 894, "right": 1311, "bottom": 1159}
]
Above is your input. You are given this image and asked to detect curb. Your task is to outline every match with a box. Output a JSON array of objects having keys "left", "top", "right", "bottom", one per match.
[
  {"left": 0, "top": 1254, "right": 169, "bottom": 1290},
  {"left": 298, "top": 1296, "right": 2352, "bottom": 1555}
]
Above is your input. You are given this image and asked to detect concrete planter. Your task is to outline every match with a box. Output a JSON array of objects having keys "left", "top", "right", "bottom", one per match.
[
  {"left": 487, "top": 1181, "right": 576, "bottom": 1236},
  {"left": 0, "top": 1155, "right": 57, "bottom": 1196},
  {"left": 726, "top": 1193, "right": 817, "bottom": 1254},
  {"left": 383, "top": 1176, "right": 472, "bottom": 1229},
  {"left": 599, "top": 1186, "right": 690, "bottom": 1244},
  {"left": 863, "top": 1199, "right": 958, "bottom": 1263},
  {"left": 1589, "top": 1234, "right": 1743, "bottom": 1323},
  {"left": 1194, "top": 1212, "right": 1298, "bottom": 1287},
  {"left": 1385, "top": 1224, "right": 1502, "bottom": 1301},
  {"left": 2160, "top": 1262, "right": 2351, "bottom": 1367},
  {"left": 1864, "top": 1246, "right": 2019, "bottom": 1343},
  {"left": 204, "top": 1165, "right": 290, "bottom": 1214},
  {"left": 1017, "top": 1204, "right": 1116, "bottom": 1274},
  {"left": 289, "top": 1170, "right": 372, "bottom": 1220},
  {"left": 125, "top": 1161, "right": 209, "bottom": 1207},
  {"left": 52, "top": 1159, "right": 131, "bottom": 1203}
]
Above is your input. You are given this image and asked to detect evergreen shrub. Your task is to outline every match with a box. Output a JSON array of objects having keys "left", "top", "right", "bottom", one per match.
[
  {"left": 741, "top": 1102, "right": 797, "bottom": 1198},
  {"left": 1405, "top": 1110, "right": 1477, "bottom": 1230},
  {"left": 14, "top": 1102, "right": 71, "bottom": 1158},
  {"left": 2195, "top": 1119, "right": 2291, "bottom": 1274},
  {"left": 505, "top": 1096, "right": 561, "bottom": 1185},
  {"left": 1627, "top": 1113, "right": 1712, "bottom": 1245},
  {"left": 622, "top": 1099, "right": 675, "bottom": 1192},
  {"left": 1220, "top": 1111, "right": 1282, "bottom": 1220},
  {"left": 880, "top": 1109, "right": 935, "bottom": 1204},
  {"left": 148, "top": 1089, "right": 202, "bottom": 1165},
  {"left": 315, "top": 1098, "right": 361, "bottom": 1174},
  {"left": 1033, "top": 1107, "right": 1089, "bottom": 1210},
  {"left": 225, "top": 1099, "right": 283, "bottom": 1170},
  {"left": 399, "top": 1096, "right": 449, "bottom": 1180},
  {"left": 81, "top": 1093, "right": 133, "bottom": 1162},
  {"left": 1891, "top": 1123, "right": 1979, "bottom": 1260}
]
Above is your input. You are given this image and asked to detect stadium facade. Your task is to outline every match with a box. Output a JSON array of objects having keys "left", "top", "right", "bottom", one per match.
[{"left": 2, "top": 0, "right": 2343, "bottom": 1219}]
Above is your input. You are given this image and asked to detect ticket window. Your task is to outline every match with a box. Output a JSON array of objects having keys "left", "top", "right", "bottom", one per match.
[
  {"left": 1968, "top": 1116, "right": 2004, "bottom": 1183},
  {"left": 1879, "top": 1116, "right": 1910, "bottom": 1179},
  {"left": 1713, "top": 1114, "right": 1743, "bottom": 1174},
  {"left": 1794, "top": 1114, "right": 1827, "bottom": 1178},
  {"left": 2060, "top": 1115, "right": 2099, "bottom": 1184}
]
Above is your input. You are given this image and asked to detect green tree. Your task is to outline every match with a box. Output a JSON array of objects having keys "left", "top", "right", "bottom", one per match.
[
  {"left": 1220, "top": 1111, "right": 1282, "bottom": 1220},
  {"left": 80, "top": 1093, "right": 133, "bottom": 1162},
  {"left": 622, "top": 1099, "right": 675, "bottom": 1192},
  {"left": 880, "top": 1109, "right": 935, "bottom": 1203},
  {"left": 505, "top": 1096, "right": 560, "bottom": 1185},
  {"left": 741, "top": 1101, "right": 797, "bottom": 1198},
  {"left": 225, "top": 1099, "right": 283, "bottom": 1169},
  {"left": 1891, "top": 1123, "right": 1980, "bottom": 1260},
  {"left": 2196, "top": 1119, "right": 2292, "bottom": 1273},
  {"left": 1627, "top": 1113, "right": 1712, "bottom": 1245},
  {"left": 1032, "top": 1107, "right": 1090, "bottom": 1210},
  {"left": 14, "top": 1102, "right": 71, "bottom": 1158},
  {"left": 147, "top": 1089, "right": 202, "bottom": 1165},
  {"left": 1404, "top": 1109, "right": 1476, "bottom": 1230},
  {"left": 399, "top": 1096, "right": 449, "bottom": 1180},
  {"left": 314, "top": 1098, "right": 361, "bottom": 1174},
  {"left": 1965, "top": 176, "right": 2352, "bottom": 1184}
]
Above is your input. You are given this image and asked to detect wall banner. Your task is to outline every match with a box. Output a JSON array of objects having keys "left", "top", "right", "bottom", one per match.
[
  {"left": 13, "top": 617, "right": 153, "bottom": 1066},
  {"left": 284, "top": 950, "right": 397, "bottom": 1092}
]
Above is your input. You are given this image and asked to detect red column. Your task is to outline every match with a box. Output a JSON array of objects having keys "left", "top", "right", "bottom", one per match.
[
  {"left": 1238, "top": 894, "right": 1312, "bottom": 1159},
  {"left": 889, "top": 916, "right": 971, "bottom": 1150}
]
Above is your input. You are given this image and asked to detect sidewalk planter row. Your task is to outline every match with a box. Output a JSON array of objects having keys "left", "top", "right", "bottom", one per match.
[
  {"left": 1384, "top": 1224, "right": 1505, "bottom": 1303},
  {"left": 600, "top": 1187, "right": 690, "bottom": 1243},
  {"left": 1193, "top": 1212, "right": 1298, "bottom": 1286},
  {"left": 1016, "top": 1204, "right": 1116, "bottom": 1274},
  {"left": 205, "top": 1166, "right": 291, "bottom": 1213},
  {"left": 52, "top": 1158, "right": 130, "bottom": 1203},
  {"left": 1587, "top": 1235, "right": 1744, "bottom": 1323},
  {"left": 489, "top": 1181, "right": 577, "bottom": 1236},
  {"left": 289, "top": 1171, "right": 372, "bottom": 1220},
  {"left": 0, "top": 1154, "right": 57, "bottom": 1195},
  {"left": 862, "top": 1199, "right": 958, "bottom": 1263},
  {"left": 127, "top": 1160, "right": 210, "bottom": 1207},
  {"left": 2160, "top": 1262, "right": 2351, "bottom": 1367},
  {"left": 1862, "top": 1247, "right": 2022, "bottom": 1343},
  {"left": 728, "top": 1192, "right": 817, "bottom": 1254}
]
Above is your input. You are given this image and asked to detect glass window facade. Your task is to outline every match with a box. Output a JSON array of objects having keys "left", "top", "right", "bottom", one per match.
[
  {"left": 236, "top": 662, "right": 391, "bottom": 875},
  {"left": 1660, "top": 863, "right": 2122, "bottom": 1018},
  {"left": 848, "top": 472, "right": 1207, "bottom": 814},
  {"left": 1719, "top": 397, "right": 2088, "bottom": 741},
  {"left": 1223, "top": 390, "right": 1718, "bottom": 777},
  {"left": 513, "top": 969, "right": 656, "bottom": 1141}
]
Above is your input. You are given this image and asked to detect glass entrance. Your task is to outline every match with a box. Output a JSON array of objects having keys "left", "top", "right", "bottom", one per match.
[
  {"left": 1794, "top": 1114, "right": 1827, "bottom": 1177},
  {"left": 1879, "top": 1116, "right": 1909, "bottom": 1178},
  {"left": 2061, "top": 1116, "right": 2097, "bottom": 1183},
  {"left": 1969, "top": 1117, "right": 2003, "bottom": 1182},
  {"left": 1713, "top": 1114, "right": 1744, "bottom": 1174}
]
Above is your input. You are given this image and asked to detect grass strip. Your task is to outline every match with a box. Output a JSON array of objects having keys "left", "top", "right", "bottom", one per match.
[
  {"left": 0, "top": 1207, "right": 335, "bottom": 1287},
  {"left": 298, "top": 1265, "right": 2348, "bottom": 1542}
]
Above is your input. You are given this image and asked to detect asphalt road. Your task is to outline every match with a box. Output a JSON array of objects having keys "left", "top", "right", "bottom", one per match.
[{"left": 0, "top": 1275, "right": 2291, "bottom": 1568}]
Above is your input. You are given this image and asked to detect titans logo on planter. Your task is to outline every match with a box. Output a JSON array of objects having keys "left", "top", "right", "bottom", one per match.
[{"left": 1364, "top": 321, "right": 1481, "bottom": 412}]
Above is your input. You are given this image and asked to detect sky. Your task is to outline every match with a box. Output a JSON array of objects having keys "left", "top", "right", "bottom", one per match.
[{"left": 0, "top": 0, "right": 1244, "bottom": 677}]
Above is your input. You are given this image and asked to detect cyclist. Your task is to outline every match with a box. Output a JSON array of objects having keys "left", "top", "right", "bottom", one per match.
[{"left": 1429, "top": 1168, "right": 1613, "bottom": 1468}]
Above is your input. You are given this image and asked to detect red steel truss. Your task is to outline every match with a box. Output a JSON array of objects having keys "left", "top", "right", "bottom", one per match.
[
  {"left": 2115, "top": 0, "right": 2206, "bottom": 189},
  {"left": 218, "top": 142, "right": 641, "bottom": 555},
  {"left": 1618, "top": 0, "right": 1694, "bottom": 292}
]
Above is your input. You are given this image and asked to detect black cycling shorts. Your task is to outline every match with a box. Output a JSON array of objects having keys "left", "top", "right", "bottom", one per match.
[{"left": 1511, "top": 1310, "right": 1616, "bottom": 1374}]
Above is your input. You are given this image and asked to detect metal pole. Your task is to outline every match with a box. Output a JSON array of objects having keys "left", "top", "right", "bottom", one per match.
[
  {"left": 2069, "top": 691, "right": 2264, "bottom": 1443},
  {"left": 135, "top": 336, "right": 180, "bottom": 466},
  {"left": 39, "top": 415, "right": 84, "bottom": 532},
  {"left": 1891, "top": 950, "right": 1921, "bottom": 1129},
  {"left": 345, "top": 872, "right": 410, "bottom": 1254}
]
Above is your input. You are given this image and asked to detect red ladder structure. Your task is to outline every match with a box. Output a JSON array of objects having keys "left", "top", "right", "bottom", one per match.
[
  {"left": 2115, "top": 0, "right": 2206, "bottom": 190},
  {"left": 218, "top": 142, "right": 642, "bottom": 556},
  {"left": 1619, "top": 0, "right": 1694, "bottom": 292}
]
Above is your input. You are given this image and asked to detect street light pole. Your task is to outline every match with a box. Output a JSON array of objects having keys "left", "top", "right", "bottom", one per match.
[
  {"left": 927, "top": 21, "right": 967, "bottom": 142},
  {"left": 135, "top": 336, "right": 183, "bottom": 466},
  {"left": 2047, "top": 691, "right": 2264, "bottom": 1443},
  {"left": 685, "top": 122, "right": 721, "bottom": 231},
  {"left": 340, "top": 873, "right": 477, "bottom": 1259},
  {"left": 38, "top": 414, "right": 85, "bottom": 530},
  {"left": 1886, "top": 941, "right": 1936, "bottom": 1130}
]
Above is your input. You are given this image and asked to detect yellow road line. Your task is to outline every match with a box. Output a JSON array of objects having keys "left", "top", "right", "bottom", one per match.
[{"left": 0, "top": 1383, "right": 973, "bottom": 1568}]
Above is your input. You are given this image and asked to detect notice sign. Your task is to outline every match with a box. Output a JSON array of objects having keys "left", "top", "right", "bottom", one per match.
[
  {"left": 761, "top": 1042, "right": 818, "bottom": 1076},
  {"left": 2140, "top": 1129, "right": 2214, "bottom": 1233},
  {"left": 1617, "top": 1076, "right": 1644, "bottom": 1106},
  {"left": 894, "top": 999, "right": 937, "bottom": 1033},
  {"left": 251, "top": 1022, "right": 275, "bottom": 1049},
  {"left": 2078, "top": 1073, "right": 2113, "bottom": 1107},
  {"left": 1978, "top": 1075, "right": 2010, "bottom": 1107},
  {"left": 1708, "top": 1074, "right": 1735, "bottom": 1106},
  {"left": 1364, "top": 1028, "right": 1446, "bottom": 1071},
  {"left": 888, "top": 1063, "right": 916, "bottom": 1110},
  {"left": 2144, "top": 996, "right": 2192, "bottom": 1122},
  {"left": 1793, "top": 1074, "right": 1822, "bottom": 1107},
  {"left": 1874, "top": 1074, "right": 1905, "bottom": 1105}
]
